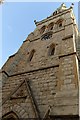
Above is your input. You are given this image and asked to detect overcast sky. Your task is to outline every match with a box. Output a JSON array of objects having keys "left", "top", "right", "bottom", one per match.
[{"left": 0, "top": 2, "right": 79, "bottom": 68}]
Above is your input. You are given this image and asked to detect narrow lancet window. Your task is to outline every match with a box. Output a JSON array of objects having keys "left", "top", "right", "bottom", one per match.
[
  {"left": 28, "top": 49, "right": 35, "bottom": 62},
  {"left": 48, "top": 44, "right": 55, "bottom": 56}
]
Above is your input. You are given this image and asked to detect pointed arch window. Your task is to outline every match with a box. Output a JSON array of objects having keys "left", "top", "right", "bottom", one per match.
[
  {"left": 56, "top": 18, "right": 63, "bottom": 28},
  {"left": 28, "top": 49, "right": 35, "bottom": 62},
  {"left": 48, "top": 44, "right": 55, "bottom": 56},
  {"left": 59, "top": 21, "right": 62, "bottom": 27},
  {"left": 40, "top": 25, "right": 46, "bottom": 34},
  {"left": 47, "top": 22, "right": 54, "bottom": 31}
]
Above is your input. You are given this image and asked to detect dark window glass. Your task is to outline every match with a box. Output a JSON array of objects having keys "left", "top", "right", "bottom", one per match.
[
  {"left": 40, "top": 26, "right": 46, "bottom": 34},
  {"left": 50, "top": 47, "right": 55, "bottom": 55},
  {"left": 49, "top": 44, "right": 55, "bottom": 56},
  {"left": 41, "top": 33, "right": 52, "bottom": 40},
  {"left": 29, "top": 50, "right": 35, "bottom": 62},
  {"left": 59, "top": 23, "right": 62, "bottom": 27},
  {"left": 48, "top": 22, "right": 54, "bottom": 31}
]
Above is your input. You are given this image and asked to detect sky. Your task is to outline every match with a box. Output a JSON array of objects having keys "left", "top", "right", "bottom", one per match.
[{"left": 0, "top": 1, "right": 79, "bottom": 69}]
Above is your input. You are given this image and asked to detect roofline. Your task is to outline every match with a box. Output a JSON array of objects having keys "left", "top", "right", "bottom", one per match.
[{"left": 35, "top": 7, "right": 73, "bottom": 26}]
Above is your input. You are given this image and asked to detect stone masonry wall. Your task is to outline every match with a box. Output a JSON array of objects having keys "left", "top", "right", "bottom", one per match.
[
  {"left": 2, "top": 66, "right": 58, "bottom": 118},
  {"left": 2, "top": 5, "right": 79, "bottom": 119}
]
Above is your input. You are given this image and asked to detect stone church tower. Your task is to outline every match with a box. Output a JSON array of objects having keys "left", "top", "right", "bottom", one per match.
[{"left": 1, "top": 3, "right": 80, "bottom": 120}]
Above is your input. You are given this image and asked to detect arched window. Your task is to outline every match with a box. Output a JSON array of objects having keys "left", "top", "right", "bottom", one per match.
[
  {"left": 40, "top": 25, "right": 46, "bottom": 34},
  {"left": 47, "top": 22, "right": 54, "bottom": 31},
  {"left": 56, "top": 18, "right": 63, "bottom": 28},
  {"left": 58, "top": 21, "right": 62, "bottom": 27},
  {"left": 48, "top": 44, "right": 55, "bottom": 56},
  {"left": 28, "top": 49, "right": 35, "bottom": 62},
  {"left": 2, "top": 111, "right": 19, "bottom": 120}
]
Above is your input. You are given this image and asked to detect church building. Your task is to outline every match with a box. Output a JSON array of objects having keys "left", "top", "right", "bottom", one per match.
[{"left": 1, "top": 3, "right": 80, "bottom": 120}]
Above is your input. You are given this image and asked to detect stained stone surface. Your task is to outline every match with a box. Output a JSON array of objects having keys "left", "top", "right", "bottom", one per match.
[{"left": 1, "top": 3, "right": 80, "bottom": 119}]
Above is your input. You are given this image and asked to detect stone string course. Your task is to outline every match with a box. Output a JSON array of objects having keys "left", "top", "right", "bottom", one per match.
[{"left": 1, "top": 3, "right": 79, "bottom": 120}]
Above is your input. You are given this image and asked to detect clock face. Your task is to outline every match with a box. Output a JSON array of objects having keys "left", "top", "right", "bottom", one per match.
[{"left": 41, "top": 32, "right": 52, "bottom": 40}]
